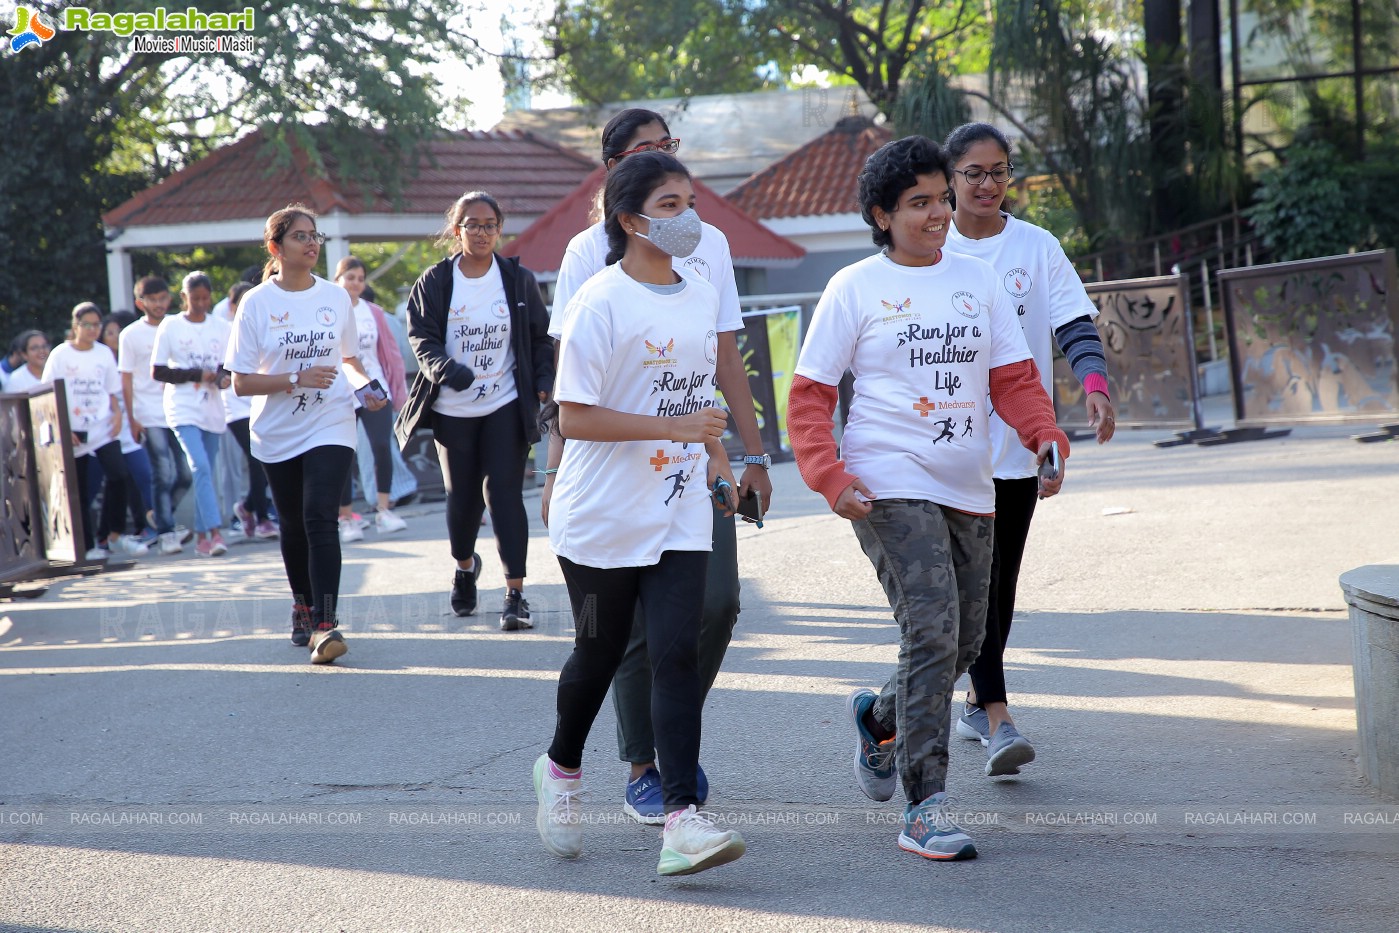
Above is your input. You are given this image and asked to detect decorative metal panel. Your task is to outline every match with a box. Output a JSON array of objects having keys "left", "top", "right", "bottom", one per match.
[{"left": 1219, "top": 250, "right": 1399, "bottom": 425}]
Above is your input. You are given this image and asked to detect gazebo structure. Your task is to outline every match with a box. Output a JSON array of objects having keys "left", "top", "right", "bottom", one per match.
[{"left": 101, "top": 128, "right": 598, "bottom": 311}]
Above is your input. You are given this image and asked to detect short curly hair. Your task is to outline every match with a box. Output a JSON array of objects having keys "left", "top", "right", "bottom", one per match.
[{"left": 857, "top": 135, "right": 952, "bottom": 251}]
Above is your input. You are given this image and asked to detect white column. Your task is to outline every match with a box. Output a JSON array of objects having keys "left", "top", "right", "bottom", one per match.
[
  {"left": 319, "top": 210, "right": 349, "bottom": 279},
  {"left": 106, "top": 241, "right": 133, "bottom": 314}
]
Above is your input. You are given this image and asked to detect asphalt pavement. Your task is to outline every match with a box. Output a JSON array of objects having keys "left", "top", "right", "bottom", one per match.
[{"left": 2, "top": 402, "right": 1398, "bottom": 933}]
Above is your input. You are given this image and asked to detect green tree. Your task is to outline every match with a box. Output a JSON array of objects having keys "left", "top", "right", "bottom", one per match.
[{"left": 0, "top": 0, "right": 477, "bottom": 340}]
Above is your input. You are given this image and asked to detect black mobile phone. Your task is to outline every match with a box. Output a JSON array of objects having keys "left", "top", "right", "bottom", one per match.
[
  {"left": 354, "top": 379, "right": 389, "bottom": 406},
  {"left": 737, "top": 489, "right": 763, "bottom": 527}
]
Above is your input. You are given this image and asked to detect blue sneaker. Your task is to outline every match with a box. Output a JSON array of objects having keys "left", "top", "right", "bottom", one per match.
[
  {"left": 847, "top": 688, "right": 896, "bottom": 801},
  {"left": 956, "top": 697, "right": 992, "bottom": 746},
  {"left": 898, "top": 792, "right": 977, "bottom": 861},
  {"left": 624, "top": 765, "right": 710, "bottom": 823},
  {"left": 624, "top": 767, "right": 666, "bottom": 824},
  {"left": 985, "top": 722, "right": 1036, "bottom": 777}
]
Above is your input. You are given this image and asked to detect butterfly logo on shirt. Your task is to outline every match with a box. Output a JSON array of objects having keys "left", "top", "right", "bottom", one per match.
[
  {"left": 269, "top": 311, "right": 291, "bottom": 327},
  {"left": 881, "top": 298, "right": 912, "bottom": 314},
  {"left": 645, "top": 339, "right": 674, "bottom": 359}
]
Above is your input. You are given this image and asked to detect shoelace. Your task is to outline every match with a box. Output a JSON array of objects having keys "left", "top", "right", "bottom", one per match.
[
  {"left": 868, "top": 739, "right": 895, "bottom": 772},
  {"left": 923, "top": 796, "right": 961, "bottom": 833},
  {"left": 547, "top": 785, "right": 584, "bottom": 823},
  {"left": 665, "top": 805, "right": 720, "bottom": 838}
]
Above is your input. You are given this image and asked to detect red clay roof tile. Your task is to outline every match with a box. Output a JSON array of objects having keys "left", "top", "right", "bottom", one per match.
[{"left": 725, "top": 116, "right": 893, "bottom": 220}]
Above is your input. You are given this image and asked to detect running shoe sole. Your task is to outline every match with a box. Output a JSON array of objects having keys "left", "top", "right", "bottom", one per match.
[
  {"left": 955, "top": 716, "right": 991, "bottom": 747},
  {"left": 897, "top": 833, "right": 977, "bottom": 861},
  {"left": 986, "top": 737, "right": 1036, "bottom": 777},
  {"left": 309, "top": 630, "right": 348, "bottom": 664},
  {"left": 847, "top": 688, "right": 896, "bottom": 802},
  {"left": 657, "top": 835, "right": 746, "bottom": 876}
]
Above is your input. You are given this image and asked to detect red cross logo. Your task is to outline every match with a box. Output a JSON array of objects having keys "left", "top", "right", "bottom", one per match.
[
  {"left": 650, "top": 449, "right": 670, "bottom": 471},
  {"left": 913, "top": 397, "right": 936, "bottom": 417}
]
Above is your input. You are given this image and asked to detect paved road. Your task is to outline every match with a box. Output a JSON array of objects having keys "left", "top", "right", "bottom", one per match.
[{"left": 2, "top": 415, "right": 1398, "bottom": 932}]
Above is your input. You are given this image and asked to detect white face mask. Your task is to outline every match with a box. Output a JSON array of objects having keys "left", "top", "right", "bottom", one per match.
[{"left": 636, "top": 207, "right": 703, "bottom": 258}]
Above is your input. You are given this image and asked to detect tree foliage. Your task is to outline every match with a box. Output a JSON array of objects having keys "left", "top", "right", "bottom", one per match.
[{"left": 0, "top": 0, "right": 477, "bottom": 340}]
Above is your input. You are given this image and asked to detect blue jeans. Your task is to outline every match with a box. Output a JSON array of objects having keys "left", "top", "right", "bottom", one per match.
[
  {"left": 143, "top": 426, "right": 191, "bottom": 533},
  {"left": 172, "top": 425, "right": 223, "bottom": 534}
]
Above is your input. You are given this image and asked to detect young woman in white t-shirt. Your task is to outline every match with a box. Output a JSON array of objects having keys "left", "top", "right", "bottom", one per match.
[
  {"left": 42, "top": 303, "right": 139, "bottom": 560},
  {"left": 940, "top": 123, "right": 1118, "bottom": 776},
  {"left": 532, "top": 151, "right": 747, "bottom": 878},
  {"left": 788, "top": 135, "right": 1069, "bottom": 862},
  {"left": 225, "top": 204, "right": 387, "bottom": 665},
  {"left": 397, "top": 191, "right": 554, "bottom": 630},
  {"left": 332, "top": 257, "right": 407, "bottom": 539},
  {"left": 154, "top": 272, "right": 232, "bottom": 557}
]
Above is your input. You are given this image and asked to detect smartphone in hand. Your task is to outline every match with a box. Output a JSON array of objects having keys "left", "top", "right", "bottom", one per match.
[
  {"left": 354, "top": 379, "right": 389, "bottom": 407},
  {"left": 1037, "top": 440, "right": 1061, "bottom": 498},
  {"left": 737, "top": 489, "right": 764, "bottom": 528}
]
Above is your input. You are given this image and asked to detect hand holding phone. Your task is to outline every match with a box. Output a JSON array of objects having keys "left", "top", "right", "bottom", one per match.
[
  {"left": 354, "top": 378, "right": 389, "bottom": 407},
  {"left": 1037, "top": 440, "right": 1062, "bottom": 499},
  {"left": 737, "top": 488, "right": 764, "bottom": 528}
]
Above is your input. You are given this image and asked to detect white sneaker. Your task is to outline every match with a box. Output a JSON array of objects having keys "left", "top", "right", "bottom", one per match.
[
  {"left": 657, "top": 805, "right": 746, "bottom": 876},
  {"left": 158, "top": 532, "right": 183, "bottom": 555},
  {"left": 533, "top": 754, "right": 583, "bottom": 859},
  {"left": 375, "top": 509, "right": 407, "bottom": 533},
  {"left": 175, "top": 525, "right": 193, "bottom": 545},
  {"left": 85, "top": 547, "right": 109, "bottom": 561},
  {"left": 338, "top": 517, "right": 364, "bottom": 543},
  {"left": 111, "top": 535, "right": 148, "bottom": 556}
]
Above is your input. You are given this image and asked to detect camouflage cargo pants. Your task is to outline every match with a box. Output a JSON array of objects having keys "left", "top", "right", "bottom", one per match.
[{"left": 853, "top": 499, "right": 994, "bottom": 804}]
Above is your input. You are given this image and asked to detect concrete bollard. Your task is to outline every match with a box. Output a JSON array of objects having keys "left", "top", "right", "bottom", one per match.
[{"left": 1340, "top": 565, "right": 1399, "bottom": 799}]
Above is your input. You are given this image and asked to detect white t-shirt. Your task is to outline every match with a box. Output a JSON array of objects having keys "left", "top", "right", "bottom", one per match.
[
  {"left": 5, "top": 366, "right": 41, "bottom": 393},
  {"left": 432, "top": 257, "right": 519, "bottom": 419},
  {"left": 549, "top": 221, "right": 744, "bottom": 339},
  {"left": 42, "top": 342, "right": 120, "bottom": 458},
  {"left": 795, "top": 252, "right": 1033, "bottom": 514},
  {"left": 346, "top": 299, "right": 387, "bottom": 391},
  {"left": 117, "top": 318, "right": 168, "bottom": 430},
  {"left": 224, "top": 276, "right": 359, "bottom": 463},
  {"left": 945, "top": 213, "right": 1098, "bottom": 478},
  {"left": 153, "top": 313, "right": 232, "bottom": 434},
  {"left": 550, "top": 264, "right": 722, "bottom": 569}
]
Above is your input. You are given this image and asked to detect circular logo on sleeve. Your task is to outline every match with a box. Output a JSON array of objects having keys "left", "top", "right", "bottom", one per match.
[
  {"left": 704, "top": 330, "right": 718, "bottom": 364},
  {"left": 951, "top": 291, "right": 980, "bottom": 319},
  {"left": 682, "top": 256, "right": 713, "bottom": 281},
  {"left": 1004, "top": 269, "right": 1032, "bottom": 298},
  {"left": 316, "top": 307, "right": 337, "bottom": 327},
  {"left": 492, "top": 299, "right": 509, "bottom": 319}
]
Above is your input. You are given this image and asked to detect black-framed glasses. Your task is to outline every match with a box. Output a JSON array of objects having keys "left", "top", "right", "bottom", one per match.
[
  {"left": 953, "top": 165, "right": 1014, "bottom": 185},
  {"left": 281, "top": 231, "right": 326, "bottom": 245},
  {"left": 459, "top": 222, "right": 500, "bottom": 235},
  {"left": 615, "top": 137, "right": 681, "bottom": 159}
]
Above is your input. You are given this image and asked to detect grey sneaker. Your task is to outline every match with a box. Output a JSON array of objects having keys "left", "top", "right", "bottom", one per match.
[
  {"left": 985, "top": 722, "right": 1036, "bottom": 776},
  {"left": 847, "top": 688, "right": 896, "bottom": 801},
  {"left": 955, "top": 698, "right": 991, "bottom": 747},
  {"left": 898, "top": 792, "right": 976, "bottom": 861}
]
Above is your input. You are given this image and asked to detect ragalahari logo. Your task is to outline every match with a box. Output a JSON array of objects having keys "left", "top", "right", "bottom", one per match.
[{"left": 9, "top": 6, "right": 56, "bottom": 52}]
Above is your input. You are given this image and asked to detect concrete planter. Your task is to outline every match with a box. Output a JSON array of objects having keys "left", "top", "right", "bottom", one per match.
[{"left": 1340, "top": 564, "right": 1399, "bottom": 799}]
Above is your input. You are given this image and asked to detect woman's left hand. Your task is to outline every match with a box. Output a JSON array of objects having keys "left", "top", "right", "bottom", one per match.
[
  {"left": 363, "top": 392, "right": 387, "bottom": 412},
  {"left": 708, "top": 458, "right": 738, "bottom": 518},
  {"left": 1036, "top": 442, "right": 1066, "bottom": 497},
  {"left": 1086, "top": 391, "right": 1115, "bottom": 444}
]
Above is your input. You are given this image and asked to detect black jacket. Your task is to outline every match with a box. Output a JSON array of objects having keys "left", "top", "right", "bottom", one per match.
[{"left": 395, "top": 254, "right": 554, "bottom": 448}]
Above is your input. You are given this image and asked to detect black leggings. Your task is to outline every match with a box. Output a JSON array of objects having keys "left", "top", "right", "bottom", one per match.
[
  {"left": 550, "top": 551, "right": 707, "bottom": 810},
  {"left": 76, "top": 440, "right": 129, "bottom": 552},
  {"left": 968, "top": 476, "right": 1039, "bottom": 707},
  {"left": 341, "top": 404, "right": 395, "bottom": 506},
  {"left": 262, "top": 445, "right": 354, "bottom": 628},
  {"left": 227, "top": 418, "right": 270, "bottom": 522},
  {"left": 432, "top": 404, "right": 528, "bottom": 579}
]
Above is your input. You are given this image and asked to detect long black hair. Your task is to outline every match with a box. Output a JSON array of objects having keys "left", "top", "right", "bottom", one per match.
[{"left": 602, "top": 151, "right": 691, "bottom": 266}]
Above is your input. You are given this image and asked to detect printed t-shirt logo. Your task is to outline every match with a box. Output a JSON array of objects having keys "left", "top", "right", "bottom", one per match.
[
  {"left": 881, "top": 298, "right": 912, "bottom": 314},
  {"left": 315, "top": 307, "right": 337, "bottom": 327},
  {"left": 1005, "top": 269, "right": 1032, "bottom": 298},
  {"left": 269, "top": 311, "right": 291, "bottom": 328},
  {"left": 649, "top": 449, "right": 670, "bottom": 471},
  {"left": 643, "top": 338, "right": 674, "bottom": 367},
  {"left": 491, "top": 299, "right": 509, "bottom": 319},
  {"left": 682, "top": 256, "right": 712, "bottom": 281},
  {"left": 951, "top": 291, "right": 980, "bottom": 319},
  {"left": 704, "top": 330, "right": 717, "bottom": 365}
]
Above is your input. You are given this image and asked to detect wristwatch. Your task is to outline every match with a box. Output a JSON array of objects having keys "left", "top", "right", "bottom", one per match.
[
  {"left": 743, "top": 454, "right": 772, "bottom": 470},
  {"left": 288, "top": 371, "right": 300, "bottom": 388}
]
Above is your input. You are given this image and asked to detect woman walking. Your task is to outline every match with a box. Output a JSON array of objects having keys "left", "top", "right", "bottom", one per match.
[
  {"left": 225, "top": 204, "right": 386, "bottom": 663},
  {"left": 941, "top": 123, "right": 1115, "bottom": 776},
  {"left": 153, "top": 272, "right": 232, "bottom": 557},
  {"left": 396, "top": 191, "right": 553, "bottom": 630},
  {"left": 533, "top": 151, "right": 746, "bottom": 877},
  {"left": 788, "top": 135, "right": 1068, "bottom": 861}
]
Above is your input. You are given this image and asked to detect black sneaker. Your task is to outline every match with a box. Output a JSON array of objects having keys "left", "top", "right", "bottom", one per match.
[
  {"left": 290, "top": 604, "right": 312, "bottom": 647},
  {"left": 500, "top": 588, "right": 532, "bottom": 631},
  {"left": 451, "top": 553, "right": 481, "bottom": 617}
]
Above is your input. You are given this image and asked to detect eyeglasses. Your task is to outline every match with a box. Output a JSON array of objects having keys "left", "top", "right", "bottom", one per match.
[
  {"left": 281, "top": 231, "right": 326, "bottom": 245},
  {"left": 953, "top": 165, "right": 1014, "bottom": 185},
  {"left": 459, "top": 222, "right": 500, "bottom": 235},
  {"left": 615, "top": 137, "right": 681, "bottom": 160},
  {"left": 76, "top": 321, "right": 101, "bottom": 329}
]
